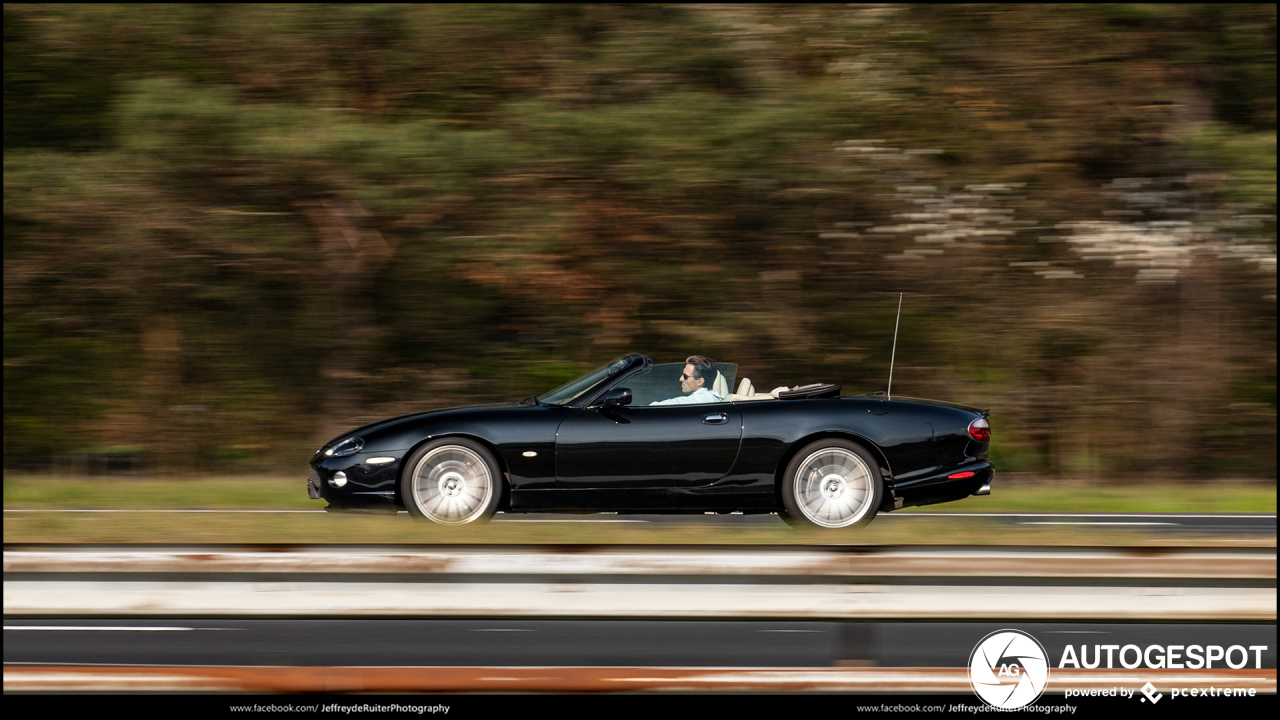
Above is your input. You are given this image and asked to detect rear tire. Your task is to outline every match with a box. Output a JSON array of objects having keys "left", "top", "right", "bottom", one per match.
[
  {"left": 780, "top": 439, "right": 882, "bottom": 529},
  {"left": 401, "top": 438, "right": 504, "bottom": 525}
]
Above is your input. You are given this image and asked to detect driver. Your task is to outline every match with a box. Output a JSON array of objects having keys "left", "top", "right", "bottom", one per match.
[{"left": 650, "top": 355, "right": 724, "bottom": 405}]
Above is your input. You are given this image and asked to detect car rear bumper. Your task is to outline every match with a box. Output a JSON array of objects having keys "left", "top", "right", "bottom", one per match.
[{"left": 887, "top": 461, "right": 994, "bottom": 510}]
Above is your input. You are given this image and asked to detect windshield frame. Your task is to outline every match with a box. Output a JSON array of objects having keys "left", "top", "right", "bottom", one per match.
[{"left": 536, "top": 354, "right": 649, "bottom": 407}]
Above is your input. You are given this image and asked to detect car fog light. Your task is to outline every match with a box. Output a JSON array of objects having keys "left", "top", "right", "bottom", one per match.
[{"left": 329, "top": 471, "right": 348, "bottom": 488}]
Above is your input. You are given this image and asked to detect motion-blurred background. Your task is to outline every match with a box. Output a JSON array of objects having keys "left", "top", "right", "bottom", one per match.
[{"left": 4, "top": 4, "right": 1274, "bottom": 482}]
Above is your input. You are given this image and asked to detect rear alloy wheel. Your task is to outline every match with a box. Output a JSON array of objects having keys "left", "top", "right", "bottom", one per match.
[
  {"left": 780, "top": 440, "right": 882, "bottom": 529},
  {"left": 401, "top": 438, "right": 503, "bottom": 525}
]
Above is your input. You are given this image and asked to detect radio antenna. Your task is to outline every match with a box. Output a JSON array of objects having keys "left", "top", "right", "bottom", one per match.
[{"left": 887, "top": 293, "right": 903, "bottom": 401}]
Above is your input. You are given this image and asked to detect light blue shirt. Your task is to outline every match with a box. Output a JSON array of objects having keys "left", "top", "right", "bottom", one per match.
[{"left": 649, "top": 387, "right": 725, "bottom": 406}]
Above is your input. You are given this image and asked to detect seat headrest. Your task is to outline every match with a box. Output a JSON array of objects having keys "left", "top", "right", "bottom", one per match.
[{"left": 712, "top": 371, "right": 729, "bottom": 401}]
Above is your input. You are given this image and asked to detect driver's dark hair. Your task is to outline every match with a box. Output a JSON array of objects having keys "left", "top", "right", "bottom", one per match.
[{"left": 685, "top": 355, "right": 716, "bottom": 387}]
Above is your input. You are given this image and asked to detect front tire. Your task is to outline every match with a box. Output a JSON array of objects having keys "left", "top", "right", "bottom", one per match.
[
  {"left": 401, "top": 438, "right": 504, "bottom": 525},
  {"left": 780, "top": 439, "right": 882, "bottom": 529}
]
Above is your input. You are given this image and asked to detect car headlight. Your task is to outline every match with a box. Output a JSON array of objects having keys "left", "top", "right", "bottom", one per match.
[{"left": 325, "top": 437, "right": 364, "bottom": 457}]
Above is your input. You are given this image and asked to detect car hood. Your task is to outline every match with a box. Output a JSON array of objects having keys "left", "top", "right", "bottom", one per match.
[{"left": 321, "top": 402, "right": 517, "bottom": 448}]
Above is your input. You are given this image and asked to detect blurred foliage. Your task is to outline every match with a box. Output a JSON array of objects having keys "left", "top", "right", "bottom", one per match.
[{"left": 4, "top": 4, "right": 1275, "bottom": 479}]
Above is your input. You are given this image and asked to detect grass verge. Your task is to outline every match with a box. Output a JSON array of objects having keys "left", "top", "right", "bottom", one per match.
[{"left": 3, "top": 474, "right": 1274, "bottom": 546}]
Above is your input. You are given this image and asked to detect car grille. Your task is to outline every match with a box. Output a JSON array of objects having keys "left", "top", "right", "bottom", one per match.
[{"left": 307, "top": 467, "right": 321, "bottom": 499}]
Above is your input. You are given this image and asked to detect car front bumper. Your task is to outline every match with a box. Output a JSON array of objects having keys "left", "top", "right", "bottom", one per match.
[{"left": 308, "top": 452, "right": 405, "bottom": 510}]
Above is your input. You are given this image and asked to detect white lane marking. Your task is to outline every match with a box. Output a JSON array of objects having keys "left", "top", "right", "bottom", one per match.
[
  {"left": 1019, "top": 522, "right": 1179, "bottom": 526},
  {"left": 3, "top": 626, "right": 232, "bottom": 632}
]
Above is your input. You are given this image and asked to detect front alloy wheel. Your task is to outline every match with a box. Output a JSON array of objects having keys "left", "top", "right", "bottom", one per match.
[
  {"left": 781, "top": 440, "right": 882, "bottom": 529},
  {"left": 401, "top": 439, "right": 503, "bottom": 525}
]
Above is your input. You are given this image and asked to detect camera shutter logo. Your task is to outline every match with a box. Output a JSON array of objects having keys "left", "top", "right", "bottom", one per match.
[{"left": 969, "top": 629, "right": 1050, "bottom": 709}]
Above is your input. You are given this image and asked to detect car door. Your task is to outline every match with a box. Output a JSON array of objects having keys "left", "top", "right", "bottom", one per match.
[{"left": 555, "top": 402, "right": 743, "bottom": 489}]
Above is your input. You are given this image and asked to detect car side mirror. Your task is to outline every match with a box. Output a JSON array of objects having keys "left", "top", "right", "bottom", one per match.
[{"left": 602, "top": 388, "right": 632, "bottom": 407}]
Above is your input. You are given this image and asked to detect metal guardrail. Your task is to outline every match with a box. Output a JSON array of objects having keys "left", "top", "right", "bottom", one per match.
[
  {"left": 4, "top": 546, "right": 1275, "bottom": 621},
  {"left": 5, "top": 544, "right": 1276, "bottom": 578}
]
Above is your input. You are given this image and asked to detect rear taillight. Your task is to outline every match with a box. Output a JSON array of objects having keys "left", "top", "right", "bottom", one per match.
[{"left": 968, "top": 417, "right": 990, "bottom": 442}]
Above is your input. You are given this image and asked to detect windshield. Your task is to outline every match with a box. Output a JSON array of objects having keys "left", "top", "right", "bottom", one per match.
[
  {"left": 537, "top": 356, "right": 635, "bottom": 406},
  {"left": 613, "top": 363, "right": 738, "bottom": 406}
]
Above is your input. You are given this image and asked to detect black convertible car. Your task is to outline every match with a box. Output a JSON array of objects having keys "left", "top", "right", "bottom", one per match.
[{"left": 308, "top": 353, "right": 993, "bottom": 529}]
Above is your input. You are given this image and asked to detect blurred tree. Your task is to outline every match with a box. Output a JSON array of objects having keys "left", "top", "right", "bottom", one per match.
[{"left": 3, "top": 3, "right": 1274, "bottom": 479}]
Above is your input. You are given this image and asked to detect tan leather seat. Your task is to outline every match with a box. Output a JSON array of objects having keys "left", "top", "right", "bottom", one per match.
[
  {"left": 712, "top": 371, "right": 731, "bottom": 401},
  {"left": 731, "top": 377, "right": 776, "bottom": 402}
]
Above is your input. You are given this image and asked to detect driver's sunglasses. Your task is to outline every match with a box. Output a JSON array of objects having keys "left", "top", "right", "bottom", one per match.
[{"left": 680, "top": 372, "right": 692, "bottom": 380}]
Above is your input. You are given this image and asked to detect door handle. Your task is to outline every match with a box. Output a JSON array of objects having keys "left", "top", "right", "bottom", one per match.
[{"left": 703, "top": 413, "right": 729, "bottom": 424}]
